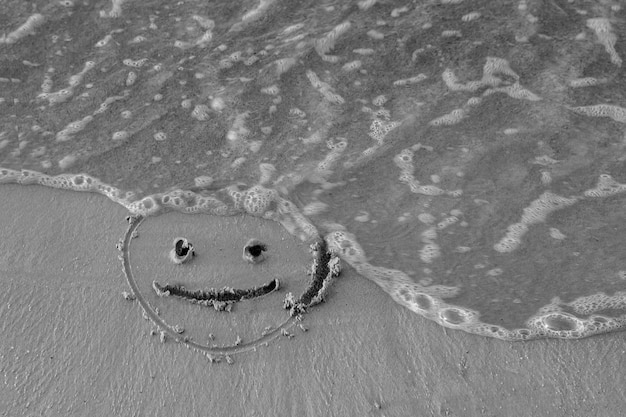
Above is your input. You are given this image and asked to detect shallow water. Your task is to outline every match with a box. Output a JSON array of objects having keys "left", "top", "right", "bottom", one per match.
[{"left": 1, "top": 0, "right": 625, "bottom": 339}]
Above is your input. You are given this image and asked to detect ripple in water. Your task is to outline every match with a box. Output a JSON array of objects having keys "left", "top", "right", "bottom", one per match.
[{"left": 1, "top": 0, "right": 625, "bottom": 341}]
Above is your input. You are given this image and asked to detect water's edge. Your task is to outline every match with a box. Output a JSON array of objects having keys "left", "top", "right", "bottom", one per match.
[{"left": 3, "top": 168, "right": 624, "bottom": 341}]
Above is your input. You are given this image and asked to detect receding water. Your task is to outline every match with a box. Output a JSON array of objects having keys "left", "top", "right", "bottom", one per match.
[{"left": 1, "top": 0, "right": 625, "bottom": 340}]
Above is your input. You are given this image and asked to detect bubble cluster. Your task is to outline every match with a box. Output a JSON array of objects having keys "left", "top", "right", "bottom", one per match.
[
  {"left": 122, "top": 58, "right": 147, "bottom": 68},
  {"left": 191, "top": 104, "right": 211, "bottom": 121},
  {"left": 100, "top": 0, "right": 128, "bottom": 18},
  {"left": 125, "top": 71, "right": 137, "bottom": 86},
  {"left": 586, "top": 18, "right": 622, "bottom": 67},
  {"left": 442, "top": 57, "right": 518, "bottom": 93},
  {"left": 112, "top": 131, "right": 129, "bottom": 141},
  {"left": 180, "top": 99, "right": 193, "bottom": 109},
  {"left": 315, "top": 21, "right": 351, "bottom": 59},
  {"left": 56, "top": 115, "right": 94, "bottom": 142},
  {"left": 38, "top": 59, "right": 98, "bottom": 105},
  {"left": 306, "top": 70, "right": 345, "bottom": 105},
  {"left": 526, "top": 310, "right": 623, "bottom": 339},
  {"left": 95, "top": 33, "right": 113, "bottom": 47},
  {"left": 368, "top": 119, "right": 400, "bottom": 144},
  {"left": 260, "top": 85, "right": 280, "bottom": 95},
  {"left": 325, "top": 230, "right": 461, "bottom": 305},
  {"left": 128, "top": 35, "right": 146, "bottom": 45},
  {"left": 317, "top": 138, "right": 348, "bottom": 172},
  {"left": 325, "top": 230, "right": 368, "bottom": 265},
  {"left": 157, "top": 190, "right": 232, "bottom": 215},
  {"left": 419, "top": 241, "right": 441, "bottom": 264},
  {"left": 341, "top": 60, "right": 362, "bottom": 72},
  {"left": 393, "top": 146, "right": 462, "bottom": 197},
  {"left": 462, "top": 12, "right": 481, "bottom": 22},
  {"left": 226, "top": 184, "right": 278, "bottom": 217},
  {"left": 439, "top": 307, "right": 479, "bottom": 326},
  {"left": 570, "top": 104, "right": 626, "bottom": 124},
  {"left": 567, "top": 292, "right": 626, "bottom": 315},
  {"left": 1, "top": 13, "right": 45, "bottom": 45},
  {"left": 569, "top": 77, "right": 606, "bottom": 88},
  {"left": 494, "top": 192, "right": 579, "bottom": 253},
  {"left": 193, "top": 176, "right": 213, "bottom": 188},
  {"left": 393, "top": 74, "right": 428, "bottom": 86},
  {"left": 484, "top": 82, "right": 542, "bottom": 101},
  {"left": 583, "top": 174, "right": 626, "bottom": 197},
  {"left": 429, "top": 108, "right": 467, "bottom": 126}
]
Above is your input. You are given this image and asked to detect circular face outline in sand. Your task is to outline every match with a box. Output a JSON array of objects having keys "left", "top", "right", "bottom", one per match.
[
  {"left": 119, "top": 215, "right": 297, "bottom": 358},
  {"left": 118, "top": 215, "right": 341, "bottom": 358}
]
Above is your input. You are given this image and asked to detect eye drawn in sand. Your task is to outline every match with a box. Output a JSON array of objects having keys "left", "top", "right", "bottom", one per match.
[
  {"left": 118, "top": 215, "right": 341, "bottom": 360},
  {"left": 169, "top": 237, "right": 195, "bottom": 264},
  {"left": 242, "top": 238, "right": 268, "bottom": 264}
]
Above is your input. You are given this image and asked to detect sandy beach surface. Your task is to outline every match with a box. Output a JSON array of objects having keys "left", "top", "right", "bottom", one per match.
[{"left": 1, "top": 184, "right": 625, "bottom": 417}]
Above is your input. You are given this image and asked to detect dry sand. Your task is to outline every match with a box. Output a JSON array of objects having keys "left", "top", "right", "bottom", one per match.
[{"left": 0, "top": 184, "right": 624, "bottom": 417}]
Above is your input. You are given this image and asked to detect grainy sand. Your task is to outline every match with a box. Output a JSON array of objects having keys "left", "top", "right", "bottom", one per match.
[{"left": 1, "top": 184, "right": 624, "bottom": 417}]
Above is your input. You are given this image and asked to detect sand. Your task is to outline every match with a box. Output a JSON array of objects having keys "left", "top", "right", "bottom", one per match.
[{"left": 0, "top": 184, "right": 624, "bottom": 417}]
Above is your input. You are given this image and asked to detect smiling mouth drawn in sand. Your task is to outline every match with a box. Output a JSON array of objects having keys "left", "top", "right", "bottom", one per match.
[{"left": 118, "top": 215, "right": 341, "bottom": 362}]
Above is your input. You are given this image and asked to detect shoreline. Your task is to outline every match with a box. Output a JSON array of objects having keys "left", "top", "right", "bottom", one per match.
[{"left": 1, "top": 183, "right": 625, "bottom": 416}]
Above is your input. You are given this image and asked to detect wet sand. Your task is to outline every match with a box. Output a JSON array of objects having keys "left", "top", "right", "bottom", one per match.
[{"left": 0, "top": 184, "right": 624, "bottom": 417}]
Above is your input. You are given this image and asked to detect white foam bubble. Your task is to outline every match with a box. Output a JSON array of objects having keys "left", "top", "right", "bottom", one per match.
[
  {"left": 193, "top": 176, "right": 213, "bottom": 188},
  {"left": 112, "top": 131, "right": 129, "bottom": 141}
]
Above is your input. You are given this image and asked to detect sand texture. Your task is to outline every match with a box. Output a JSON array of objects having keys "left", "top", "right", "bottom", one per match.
[{"left": 1, "top": 184, "right": 625, "bottom": 417}]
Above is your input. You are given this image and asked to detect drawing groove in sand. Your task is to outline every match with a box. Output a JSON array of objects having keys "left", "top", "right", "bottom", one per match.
[
  {"left": 284, "top": 239, "right": 341, "bottom": 316},
  {"left": 152, "top": 278, "right": 280, "bottom": 310},
  {"left": 119, "top": 215, "right": 340, "bottom": 358}
]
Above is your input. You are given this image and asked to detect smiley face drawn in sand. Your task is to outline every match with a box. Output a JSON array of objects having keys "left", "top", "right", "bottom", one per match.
[{"left": 118, "top": 215, "right": 340, "bottom": 361}]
